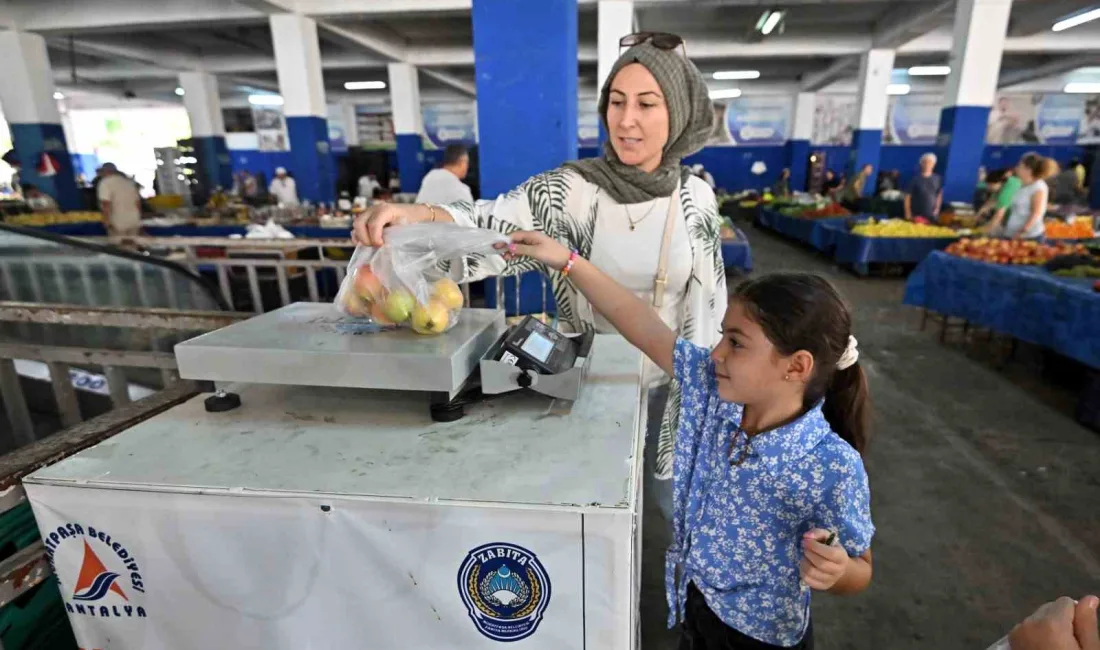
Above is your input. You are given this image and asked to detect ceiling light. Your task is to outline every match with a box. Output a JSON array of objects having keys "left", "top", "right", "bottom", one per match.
[
  {"left": 248, "top": 94, "right": 284, "bottom": 106},
  {"left": 175, "top": 87, "right": 185, "bottom": 96},
  {"left": 344, "top": 81, "right": 386, "bottom": 91},
  {"left": 907, "top": 65, "right": 950, "bottom": 76},
  {"left": 1053, "top": 7, "right": 1100, "bottom": 32},
  {"left": 713, "top": 70, "right": 761, "bottom": 80},
  {"left": 755, "top": 10, "right": 772, "bottom": 31},
  {"left": 761, "top": 10, "right": 784, "bottom": 35},
  {"left": 709, "top": 88, "right": 742, "bottom": 100},
  {"left": 53, "top": 91, "right": 64, "bottom": 100},
  {"left": 886, "top": 83, "right": 911, "bottom": 95},
  {"left": 1065, "top": 82, "right": 1100, "bottom": 93}
]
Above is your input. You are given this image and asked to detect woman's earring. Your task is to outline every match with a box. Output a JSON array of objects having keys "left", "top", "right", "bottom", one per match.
[{"left": 784, "top": 374, "right": 790, "bottom": 381}]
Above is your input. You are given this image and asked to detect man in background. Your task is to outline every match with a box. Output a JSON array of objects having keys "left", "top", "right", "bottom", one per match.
[
  {"left": 416, "top": 144, "right": 473, "bottom": 205},
  {"left": 269, "top": 167, "right": 299, "bottom": 205},
  {"left": 904, "top": 153, "right": 943, "bottom": 220},
  {"left": 96, "top": 162, "right": 142, "bottom": 236}
]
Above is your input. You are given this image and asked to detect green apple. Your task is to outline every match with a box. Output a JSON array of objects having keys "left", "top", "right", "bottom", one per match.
[{"left": 382, "top": 289, "right": 415, "bottom": 324}]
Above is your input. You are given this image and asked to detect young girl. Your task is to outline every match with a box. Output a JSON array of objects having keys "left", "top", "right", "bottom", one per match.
[{"left": 502, "top": 232, "right": 875, "bottom": 649}]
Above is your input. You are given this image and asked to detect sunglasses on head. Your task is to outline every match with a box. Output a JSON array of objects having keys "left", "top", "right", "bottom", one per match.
[{"left": 619, "top": 32, "right": 686, "bottom": 55}]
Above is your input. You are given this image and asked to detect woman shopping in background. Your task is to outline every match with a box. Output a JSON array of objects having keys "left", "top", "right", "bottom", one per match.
[
  {"left": 986, "top": 153, "right": 1057, "bottom": 239},
  {"left": 353, "top": 33, "right": 727, "bottom": 502}
]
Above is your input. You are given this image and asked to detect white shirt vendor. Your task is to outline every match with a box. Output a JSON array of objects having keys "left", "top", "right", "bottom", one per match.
[
  {"left": 269, "top": 167, "right": 300, "bottom": 205},
  {"left": 96, "top": 163, "right": 142, "bottom": 236},
  {"left": 415, "top": 144, "right": 474, "bottom": 205}
]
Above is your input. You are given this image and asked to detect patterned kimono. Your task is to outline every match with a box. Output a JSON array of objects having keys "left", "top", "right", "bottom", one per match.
[{"left": 440, "top": 166, "right": 727, "bottom": 478}]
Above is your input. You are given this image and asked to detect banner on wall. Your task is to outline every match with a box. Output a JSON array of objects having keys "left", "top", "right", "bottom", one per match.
[
  {"left": 886, "top": 94, "right": 942, "bottom": 144},
  {"left": 985, "top": 94, "right": 1087, "bottom": 145},
  {"left": 422, "top": 103, "right": 477, "bottom": 149},
  {"left": 251, "top": 107, "right": 289, "bottom": 152},
  {"left": 724, "top": 97, "right": 792, "bottom": 145},
  {"left": 579, "top": 103, "right": 600, "bottom": 148},
  {"left": 1081, "top": 96, "right": 1100, "bottom": 144},
  {"left": 1036, "top": 94, "right": 1084, "bottom": 145},
  {"left": 812, "top": 95, "right": 856, "bottom": 145}
]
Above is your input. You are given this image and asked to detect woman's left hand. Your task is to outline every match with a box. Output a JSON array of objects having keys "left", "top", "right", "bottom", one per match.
[{"left": 800, "top": 529, "right": 849, "bottom": 591}]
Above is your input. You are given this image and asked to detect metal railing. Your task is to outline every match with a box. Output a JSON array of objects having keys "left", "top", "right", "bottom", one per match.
[{"left": 0, "top": 302, "right": 248, "bottom": 448}]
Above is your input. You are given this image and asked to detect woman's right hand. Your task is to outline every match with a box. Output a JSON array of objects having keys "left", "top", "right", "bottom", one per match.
[
  {"left": 352, "top": 203, "right": 416, "bottom": 248},
  {"left": 498, "top": 230, "right": 572, "bottom": 271}
]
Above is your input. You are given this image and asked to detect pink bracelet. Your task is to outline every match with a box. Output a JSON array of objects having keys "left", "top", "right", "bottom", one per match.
[{"left": 561, "top": 250, "right": 580, "bottom": 276}]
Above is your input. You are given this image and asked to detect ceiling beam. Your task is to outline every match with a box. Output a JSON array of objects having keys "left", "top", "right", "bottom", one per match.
[
  {"left": 800, "top": 57, "right": 858, "bottom": 92},
  {"left": 14, "top": 0, "right": 265, "bottom": 34},
  {"left": 998, "top": 53, "right": 1100, "bottom": 88},
  {"left": 1007, "top": 0, "right": 1089, "bottom": 37},
  {"left": 872, "top": 0, "right": 954, "bottom": 49},
  {"left": 421, "top": 69, "right": 476, "bottom": 97},
  {"left": 317, "top": 21, "right": 408, "bottom": 62}
]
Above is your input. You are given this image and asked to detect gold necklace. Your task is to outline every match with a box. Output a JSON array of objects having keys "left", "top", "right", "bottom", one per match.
[{"left": 623, "top": 199, "right": 660, "bottom": 231}]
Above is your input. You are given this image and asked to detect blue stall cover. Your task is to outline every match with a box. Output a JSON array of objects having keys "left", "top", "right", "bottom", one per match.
[
  {"left": 832, "top": 231, "right": 957, "bottom": 269},
  {"left": 721, "top": 227, "right": 753, "bottom": 272},
  {"left": 905, "top": 251, "right": 1100, "bottom": 369}
]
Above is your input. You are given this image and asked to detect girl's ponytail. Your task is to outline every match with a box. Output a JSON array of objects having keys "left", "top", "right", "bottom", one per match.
[{"left": 822, "top": 362, "right": 870, "bottom": 455}]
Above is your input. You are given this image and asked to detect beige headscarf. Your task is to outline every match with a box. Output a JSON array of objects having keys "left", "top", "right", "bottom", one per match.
[{"left": 564, "top": 41, "right": 715, "bottom": 204}]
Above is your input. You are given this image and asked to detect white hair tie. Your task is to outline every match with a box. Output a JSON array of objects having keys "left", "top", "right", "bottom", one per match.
[{"left": 837, "top": 335, "right": 859, "bottom": 370}]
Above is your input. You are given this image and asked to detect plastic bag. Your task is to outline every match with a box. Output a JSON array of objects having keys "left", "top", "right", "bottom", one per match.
[{"left": 334, "top": 223, "right": 509, "bottom": 334}]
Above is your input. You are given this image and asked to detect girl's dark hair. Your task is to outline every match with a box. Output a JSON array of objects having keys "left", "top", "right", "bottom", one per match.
[
  {"left": 1018, "top": 152, "right": 1059, "bottom": 181},
  {"left": 732, "top": 273, "right": 870, "bottom": 454}
]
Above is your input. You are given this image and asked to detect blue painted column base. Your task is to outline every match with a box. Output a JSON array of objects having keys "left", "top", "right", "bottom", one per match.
[
  {"left": 848, "top": 129, "right": 882, "bottom": 198},
  {"left": 285, "top": 116, "right": 335, "bottom": 203},
  {"left": 936, "top": 105, "right": 991, "bottom": 204},
  {"left": 787, "top": 139, "right": 810, "bottom": 192},
  {"left": 10, "top": 123, "right": 82, "bottom": 211},
  {"left": 193, "top": 136, "right": 233, "bottom": 192},
  {"left": 472, "top": 0, "right": 578, "bottom": 197},
  {"left": 395, "top": 133, "right": 425, "bottom": 195}
]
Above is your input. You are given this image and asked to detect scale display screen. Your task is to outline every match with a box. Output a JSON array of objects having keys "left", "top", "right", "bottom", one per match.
[{"left": 520, "top": 331, "right": 555, "bottom": 363}]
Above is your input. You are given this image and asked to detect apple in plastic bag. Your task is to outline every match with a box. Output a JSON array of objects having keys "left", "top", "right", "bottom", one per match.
[
  {"left": 354, "top": 267, "right": 386, "bottom": 302},
  {"left": 370, "top": 301, "right": 396, "bottom": 325},
  {"left": 340, "top": 291, "right": 372, "bottom": 318},
  {"left": 432, "top": 278, "right": 464, "bottom": 310},
  {"left": 383, "top": 289, "right": 416, "bottom": 323},
  {"left": 411, "top": 299, "right": 450, "bottom": 334}
]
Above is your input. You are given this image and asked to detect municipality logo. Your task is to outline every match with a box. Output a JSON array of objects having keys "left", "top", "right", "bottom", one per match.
[
  {"left": 42, "top": 522, "right": 147, "bottom": 620},
  {"left": 457, "top": 543, "right": 551, "bottom": 642}
]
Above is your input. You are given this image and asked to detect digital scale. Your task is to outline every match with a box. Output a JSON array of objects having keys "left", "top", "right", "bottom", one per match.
[
  {"left": 25, "top": 302, "right": 647, "bottom": 650},
  {"left": 174, "top": 305, "right": 593, "bottom": 420}
]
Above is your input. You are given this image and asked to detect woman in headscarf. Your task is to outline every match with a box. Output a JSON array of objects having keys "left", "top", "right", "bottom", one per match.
[{"left": 352, "top": 33, "right": 726, "bottom": 490}]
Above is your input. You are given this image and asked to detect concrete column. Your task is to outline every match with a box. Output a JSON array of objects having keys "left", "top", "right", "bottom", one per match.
[
  {"left": 472, "top": 0, "right": 577, "bottom": 197},
  {"left": 0, "top": 31, "right": 81, "bottom": 210},
  {"left": 341, "top": 101, "right": 360, "bottom": 149},
  {"left": 936, "top": 0, "right": 1013, "bottom": 203},
  {"left": 387, "top": 62, "right": 424, "bottom": 194},
  {"left": 788, "top": 92, "right": 814, "bottom": 192},
  {"left": 849, "top": 48, "right": 894, "bottom": 196},
  {"left": 270, "top": 13, "right": 334, "bottom": 203},
  {"left": 179, "top": 71, "right": 232, "bottom": 192}
]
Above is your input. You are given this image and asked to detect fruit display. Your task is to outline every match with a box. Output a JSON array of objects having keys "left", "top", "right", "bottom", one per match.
[
  {"left": 339, "top": 269, "right": 461, "bottom": 334},
  {"left": 1044, "top": 217, "right": 1095, "bottom": 240},
  {"left": 779, "top": 203, "right": 851, "bottom": 219},
  {"left": 850, "top": 219, "right": 957, "bottom": 238},
  {"left": 6, "top": 211, "right": 102, "bottom": 226},
  {"left": 946, "top": 238, "right": 1088, "bottom": 265},
  {"left": 1053, "top": 266, "right": 1100, "bottom": 279}
]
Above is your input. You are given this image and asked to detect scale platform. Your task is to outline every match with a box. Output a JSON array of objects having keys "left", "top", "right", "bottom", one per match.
[{"left": 175, "top": 302, "right": 506, "bottom": 399}]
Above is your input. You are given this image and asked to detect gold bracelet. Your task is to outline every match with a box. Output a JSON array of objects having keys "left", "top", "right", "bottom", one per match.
[{"left": 427, "top": 205, "right": 437, "bottom": 223}]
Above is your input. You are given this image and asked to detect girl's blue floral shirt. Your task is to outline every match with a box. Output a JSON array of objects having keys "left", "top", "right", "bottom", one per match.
[{"left": 667, "top": 339, "right": 875, "bottom": 646}]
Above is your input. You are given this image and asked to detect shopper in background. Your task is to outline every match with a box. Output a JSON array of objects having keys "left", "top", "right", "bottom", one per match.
[
  {"left": 96, "top": 163, "right": 142, "bottom": 237},
  {"left": 842, "top": 163, "right": 873, "bottom": 204},
  {"left": 1050, "top": 164, "right": 1084, "bottom": 205},
  {"left": 978, "top": 168, "right": 1021, "bottom": 227},
  {"left": 875, "top": 169, "right": 899, "bottom": 195},
  {"left": 415, "top": 144, "right": 473, "bottom": 205},
  {"left": 904, "top": 153, "right": 942, "bottom": 220},
  {"left": 773, "top": 168, "right": 791, "bottom": 198},
  {"left": 357, "top": 172, "right": 382, "bottom": 200},
  {"left": 268, "top": 167, "right": 299, "bottom": 206},
  {"left": 822, "top": 169, "right": 842, "bottom": 196},
  {"left": 1071, "top": 158, "right": 1086, "bottom": 193},
  {"left": 354, "top": 34, "right": 726, "bottom": 505},
  {"left": 988, "top": 152, "right": 1057, "bottom": 239}
]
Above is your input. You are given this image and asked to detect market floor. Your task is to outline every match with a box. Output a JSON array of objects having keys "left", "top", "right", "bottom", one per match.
[{"left": 639, "top": 224, "right": 1100, "bottom": 650}]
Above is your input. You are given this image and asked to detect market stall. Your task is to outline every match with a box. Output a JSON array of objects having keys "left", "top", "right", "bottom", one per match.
[
  {"left": 904, "top": 244, "right": 1099, "bottom": 428},
  {"left": 830, "top": 219, "right": 959, "bottom": 276},
  {"left": 23, "top": 303, "right": 648, "bottom": 649},
  {"left": 720, "top": 223, "right": 753, "bottom": 273}
]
